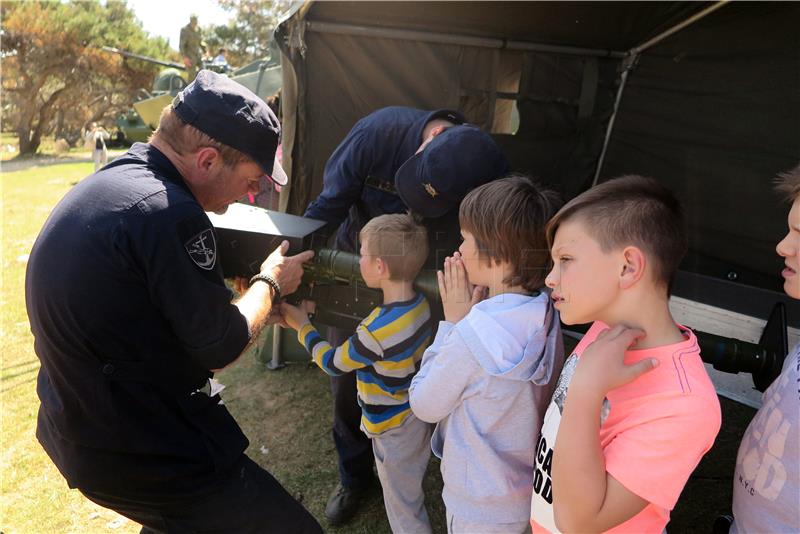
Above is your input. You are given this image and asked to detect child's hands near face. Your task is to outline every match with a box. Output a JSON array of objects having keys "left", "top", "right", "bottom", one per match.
[
  {"left": 438, "top": 252, "right": 487, "bottom": 323},
  {"left": 571, "top": 325, "right": 657, "bottom": 396},
  {"left": 279, "top": 301, "right": 313, "bottom": 331}
]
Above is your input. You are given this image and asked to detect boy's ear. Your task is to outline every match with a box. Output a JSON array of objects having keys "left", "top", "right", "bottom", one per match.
[
  {"left": 376, "top": 257, "right": 389, "bottom": 278},
  {"left": 619, "top": 246, "right": 646, "bottom": 289}
]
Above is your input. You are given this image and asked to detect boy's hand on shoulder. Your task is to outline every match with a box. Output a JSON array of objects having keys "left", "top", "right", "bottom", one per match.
[
  {"left": 278, "top": 301, "right": 312, "bottom": 331},
  {"left": 572, "top": 325, "right": 657, "bottom": 396},
  {"left": 438, "top": 253, "right": 487, "bottom": 323}
]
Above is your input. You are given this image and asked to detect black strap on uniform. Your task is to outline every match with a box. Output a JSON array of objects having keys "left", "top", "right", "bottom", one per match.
[{"left": 364, "top": 175, "right": 398, "bottom": 196}]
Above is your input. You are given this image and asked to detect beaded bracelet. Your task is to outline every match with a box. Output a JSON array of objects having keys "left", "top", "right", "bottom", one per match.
[{"left": 249, "top": 272, "right": 281, "bottom": 305}]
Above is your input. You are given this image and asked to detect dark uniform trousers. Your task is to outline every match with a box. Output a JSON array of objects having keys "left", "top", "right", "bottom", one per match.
[
  {"left": 81, "top": 455, "right": 321, "bottom": 534},
  {"left": 326, "top": 326, "right": 376, "bottom": 488}
]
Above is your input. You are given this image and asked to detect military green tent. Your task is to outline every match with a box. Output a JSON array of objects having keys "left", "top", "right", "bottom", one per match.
[{"left": 275, "top": 1, "right": 800, "bottom": 404}]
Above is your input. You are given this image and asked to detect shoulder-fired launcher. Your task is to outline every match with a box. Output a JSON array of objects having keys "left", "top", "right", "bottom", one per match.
[{"left": 208, "top": 204, "right": 438, "bottom": 332}]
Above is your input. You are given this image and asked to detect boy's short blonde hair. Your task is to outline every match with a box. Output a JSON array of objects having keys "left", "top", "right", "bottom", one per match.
[
  {"left": 775, "top": 163, "right": 800, "bottom": 202},
  {"left": 459, "top": 174, "right": 562, "bottom": 293},
  {"left": 360, "top": 214, "right": 428, "bottom": 282},
  {"left": 150, "top": 105, "right": 251, "bottom": 168},
  {"left": 546, "top": 175, "right": 687, "bottom": 293}
]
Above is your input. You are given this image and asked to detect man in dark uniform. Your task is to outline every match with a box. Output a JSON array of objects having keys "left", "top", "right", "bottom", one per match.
[
  {"left": 26, "top": 70, "right": 321, "bottom": 533},
  {"left": 304, "top": 106, "right": 509, "bottom": 524}
]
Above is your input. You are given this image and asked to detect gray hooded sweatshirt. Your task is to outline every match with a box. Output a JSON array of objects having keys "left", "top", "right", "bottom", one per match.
[{"left": 410, "top": 292, "right": 564, "bottom": 524}]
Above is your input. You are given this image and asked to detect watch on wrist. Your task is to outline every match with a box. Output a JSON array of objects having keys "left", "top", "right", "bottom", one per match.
[{"left": 249, "top": 272, "right": 281, "bottom": 304}]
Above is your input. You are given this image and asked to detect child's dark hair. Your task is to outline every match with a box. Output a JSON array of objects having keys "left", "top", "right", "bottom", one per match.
[
  {"left": 775, "top": 163, "right": 800, "bottom": 202},
  {"left": 546, "top": 175, "right": 687, "bottom": 293},
  {"left": 459, "top": 174, "right": 562, "bottom": 292}
]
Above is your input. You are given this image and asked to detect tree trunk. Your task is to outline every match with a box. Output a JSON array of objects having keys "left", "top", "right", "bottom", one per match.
[
  {"left": 16, "top": 85, "right": 68, "bottom": 155},
  {"left": 17, "top": 117, "right": 39, "bottom": 155},
  {"left": 54, "top": 109, "right": 65, "bottom": 140},
  {"left": 17, "top": 127, "right": 38, "bottom": 155}
]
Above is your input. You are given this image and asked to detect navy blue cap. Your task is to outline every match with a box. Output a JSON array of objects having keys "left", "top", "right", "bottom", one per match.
[
  {"left": 172, "top": 70, "right": 287, "bottom": 185},
  {"left": 394, "top": 124, "right": 509, "bottom": 218},
  {"left": 424, "top": 109, "right": 466, "bottom": 126}
]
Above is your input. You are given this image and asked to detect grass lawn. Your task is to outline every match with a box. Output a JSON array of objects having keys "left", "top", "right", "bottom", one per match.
[
  {"left": 1, "top": 160, "right": 146, "bottom": 533},
  {"left": 1, "top": 157, "right": 754, "bottom": 533}
]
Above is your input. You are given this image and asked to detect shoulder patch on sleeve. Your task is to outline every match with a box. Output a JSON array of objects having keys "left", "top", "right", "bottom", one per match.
[{"left": 178, "top": 213, "right": 217, "bottom": 271}]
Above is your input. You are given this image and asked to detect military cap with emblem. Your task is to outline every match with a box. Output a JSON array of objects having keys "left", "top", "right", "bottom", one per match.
[
  {"left": 172, "top": 69, "right": 288, "bottom": 186},
  {"left": 394, "top": 124, "right": 509, "bottom": 218}
]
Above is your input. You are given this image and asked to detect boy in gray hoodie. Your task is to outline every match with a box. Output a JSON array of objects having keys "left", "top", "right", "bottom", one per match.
[{"left": 410, "top": 175, "right": 565, "bottom": 533}]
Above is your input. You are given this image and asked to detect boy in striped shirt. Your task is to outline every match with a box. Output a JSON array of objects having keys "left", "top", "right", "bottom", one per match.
[{"left": 281, "top": 213, "right": 434, "bottom": 533}]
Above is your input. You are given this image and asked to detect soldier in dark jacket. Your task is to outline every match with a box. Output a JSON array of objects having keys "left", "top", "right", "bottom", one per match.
[{"left": 26, "top": 71, "right": 321, "bottom": 533}]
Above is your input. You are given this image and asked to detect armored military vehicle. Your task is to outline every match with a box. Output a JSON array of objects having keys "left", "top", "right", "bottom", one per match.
[{"left": 103, "top": 46, "right": 282, "bottom": 144}]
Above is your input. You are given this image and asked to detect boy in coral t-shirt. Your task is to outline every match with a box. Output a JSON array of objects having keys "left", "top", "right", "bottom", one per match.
[{"left": 530, "top": 175, "right": 722, "bottom": 533}]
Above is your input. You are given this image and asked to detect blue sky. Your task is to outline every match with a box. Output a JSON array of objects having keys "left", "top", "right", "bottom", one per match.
[{"left": 127, "top": 0, "right": 233, "bottom": 50}]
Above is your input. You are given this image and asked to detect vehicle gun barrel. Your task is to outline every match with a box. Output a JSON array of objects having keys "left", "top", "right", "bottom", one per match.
[{"left": 101, "top": 46, "right": 186, "bottom": 70}]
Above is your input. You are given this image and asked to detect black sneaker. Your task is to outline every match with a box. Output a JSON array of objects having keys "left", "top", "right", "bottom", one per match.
[{"left": 324, "top": 481, "right": 372, "bottom": 526}]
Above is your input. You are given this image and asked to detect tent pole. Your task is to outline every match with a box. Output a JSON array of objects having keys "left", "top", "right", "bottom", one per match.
[
  {"left": 631, "top": 1, "right": 730, "bottom": 56},
  {"left": 591, "top": 57, "right": 635, "bottom": 187},
  {"left": 592, "top": 0, "right": 730, "bottom": 186},
  {"left": 305, "top": 21, "right": 626, "bottom": 59}
]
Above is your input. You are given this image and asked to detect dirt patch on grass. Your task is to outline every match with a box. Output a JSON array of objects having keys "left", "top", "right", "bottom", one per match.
[{"left": 1, "top": 150, "right": 127, "bottom": 172}]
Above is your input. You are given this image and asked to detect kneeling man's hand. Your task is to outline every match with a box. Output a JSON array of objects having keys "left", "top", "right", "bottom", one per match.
[{"left": 261, "top": 241, "right": 315, "bottom": 296}]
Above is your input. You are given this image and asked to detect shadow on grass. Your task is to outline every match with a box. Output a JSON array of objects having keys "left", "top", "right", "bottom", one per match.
[
  {"left": 1, "top": 375, "right": 37, "bottom": 394},
  {"left": 1, "top": 364, "right": 39, "bottom": 382},
  {"left": 1, "top": 359, "right": 39, "bottom": 371}
]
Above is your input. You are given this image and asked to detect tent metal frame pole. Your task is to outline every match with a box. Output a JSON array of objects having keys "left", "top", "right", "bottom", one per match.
[
  {"left": 591, "top": 0, "right": 730, "bottom": 186},
  {"left": 631, "top": 0, "right": 730, "bottom": 56},
  {"left": 591, "top": 58, "right": 635, "bottom": 187},
  {"left": 266, "top": 324, "right": 284, "bottom": 370},
  {"left": 306, "top": 21, "right": 626, "bottom": 59}
]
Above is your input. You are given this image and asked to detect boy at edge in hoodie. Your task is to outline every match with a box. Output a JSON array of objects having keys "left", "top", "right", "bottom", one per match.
[
  {"left": 530, "top": 176, "right": 722, "bottom": 533},
  {"left": 409, "top": 175, "right": 565, "bottom": 534},
  {"left": 281, "top": 213, "right": 434, "bottom": 533}
]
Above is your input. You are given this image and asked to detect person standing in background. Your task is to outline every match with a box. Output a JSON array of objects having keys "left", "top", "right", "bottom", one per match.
[
  {"left": 85, "top": 122, "right": 110, "bottom": 172},
  {"left": 179, "top": 15, "right": 203, "bottom": 78}
]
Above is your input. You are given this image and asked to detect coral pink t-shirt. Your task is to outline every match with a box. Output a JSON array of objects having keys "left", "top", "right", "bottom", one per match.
[{"left": 530, "top": 322, "right": 721, "bottom": 533}]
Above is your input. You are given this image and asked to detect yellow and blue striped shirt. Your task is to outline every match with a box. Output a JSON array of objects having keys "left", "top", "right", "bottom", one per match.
[{"left": 297, "top": 293, "right": 432, "bottom": 437}]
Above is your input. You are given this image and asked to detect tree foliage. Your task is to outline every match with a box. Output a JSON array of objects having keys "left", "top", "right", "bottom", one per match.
[
  {"left": 202, "top": 0, "right": 292, "bottom": 68},
  {"left": 1, "top": 0, "right": 174, "bottom": 154}
]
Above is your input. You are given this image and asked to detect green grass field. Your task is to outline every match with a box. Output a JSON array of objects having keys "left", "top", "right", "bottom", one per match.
[{"left": 1, "top": 160, "right": 145, "bottom": 533}]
